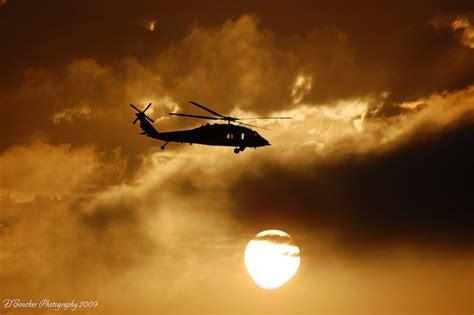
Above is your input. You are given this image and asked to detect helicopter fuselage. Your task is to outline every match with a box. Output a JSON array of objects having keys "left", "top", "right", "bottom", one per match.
[{"left": 143, "top": 119, "right": 270, "bottom": 149}]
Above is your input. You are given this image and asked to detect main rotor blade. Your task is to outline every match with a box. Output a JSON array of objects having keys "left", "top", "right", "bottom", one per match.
[
  {"left": 236, "top": 121, "right": 269, "bottom": 130},
  {"left": 237, "top": 116, "right": 292, "bottom": 120},
  {"left": 143, "top": 103, "right": 152, "bottom": 113},
  {"left": 130, "top": 104, "right": 141, "bottom": 112},
  {"left": 189, "top": 101, "right": 224, "bottom": 118},
  {"left": 169, "top": 113, "right": 219, "bottom": 120}
]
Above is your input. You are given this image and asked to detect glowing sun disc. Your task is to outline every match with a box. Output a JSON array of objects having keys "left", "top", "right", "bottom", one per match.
[{"left": 244, "top": 229, "right": 300, "bottom": 290}]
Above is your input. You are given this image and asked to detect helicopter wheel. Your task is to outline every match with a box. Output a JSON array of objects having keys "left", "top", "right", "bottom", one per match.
[
  {"left": 239, "top": 147, "right": 246, "bottom": 152},
  {"left": 234, "top": 148, "right": 240, "bottom": 154},
  {"left": 161, "top": 141, "right": 169, "bottom": 150}
]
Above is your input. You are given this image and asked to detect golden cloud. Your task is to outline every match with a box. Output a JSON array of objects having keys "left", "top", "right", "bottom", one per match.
[{"left": 451, "top": 16, "right": 474, "bottom": 48}]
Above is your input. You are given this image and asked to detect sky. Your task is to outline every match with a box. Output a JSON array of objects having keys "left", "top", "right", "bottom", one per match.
[{"left": 0, "top": 1, "right": 473, "bottom": 314}]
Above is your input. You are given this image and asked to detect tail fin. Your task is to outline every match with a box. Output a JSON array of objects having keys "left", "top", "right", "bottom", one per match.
[{"left": 130, "top": 103, "right": 160, "bottom": 138}]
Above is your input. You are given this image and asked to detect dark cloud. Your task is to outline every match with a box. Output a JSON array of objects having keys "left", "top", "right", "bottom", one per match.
[{"left": 229, "top": 114, "right": 474, "bottom": 251}]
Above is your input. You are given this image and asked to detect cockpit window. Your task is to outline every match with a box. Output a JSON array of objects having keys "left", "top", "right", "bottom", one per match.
[{"left": 241, "top": 133, "right": 245, "bottom": 140}]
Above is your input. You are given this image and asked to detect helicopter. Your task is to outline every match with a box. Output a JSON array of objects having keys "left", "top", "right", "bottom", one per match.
[{"left": 129, "top": 101, "right": 291, "bottom": 154}]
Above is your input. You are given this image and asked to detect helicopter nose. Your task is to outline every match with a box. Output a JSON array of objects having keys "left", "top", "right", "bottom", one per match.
[{"left": 262, "top": 138, "right": 270, "bottom": 146}]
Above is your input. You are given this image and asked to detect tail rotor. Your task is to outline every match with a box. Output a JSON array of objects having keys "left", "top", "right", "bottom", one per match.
[{"left": 130, "top": 103, "right": 155, "bottom": 124}]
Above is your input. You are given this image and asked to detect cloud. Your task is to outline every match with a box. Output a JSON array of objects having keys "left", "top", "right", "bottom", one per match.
[
  {"left": 0, "top": 140, "right": 246, "bottom": 311},
  {"left": 148, "top": 20, "right": 157, "bottom": 32},
  {"left": 0, "top": 57, "right": 170, "bottom": 157},
  {"left": 0, "top": 139, "right": 105, "bottom": 200},
  {"left": 51, "top": 104, "right": 93, "bottom": 124},
  {"left": 225, "top": 86, "right": 474, "bottom": 251},
  {"left": 291, "top": 74, "right": 313, "bottom": 105},
  {"left": 451, "top": 16, "right": 474, "bottom": 48},
  {"left": 153, "top": 15, "right": 297, "bottom": 113}
]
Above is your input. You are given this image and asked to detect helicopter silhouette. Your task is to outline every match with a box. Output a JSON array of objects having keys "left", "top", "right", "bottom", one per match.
[{"left": 130, "top": 101, "right": 291, "bottom": 154}]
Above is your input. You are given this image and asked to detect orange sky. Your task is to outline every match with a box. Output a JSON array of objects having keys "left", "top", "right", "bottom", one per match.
[{"left": 0, "top": 1, "right": 473, "bottom": 314}]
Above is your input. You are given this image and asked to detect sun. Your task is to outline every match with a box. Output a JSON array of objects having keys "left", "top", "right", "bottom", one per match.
[{"left": 244, "top": 230, "right": 301, "bottom": 290}]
